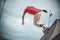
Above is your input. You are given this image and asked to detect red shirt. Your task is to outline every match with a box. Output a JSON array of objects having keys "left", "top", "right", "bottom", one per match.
[{"left": 24, "top": 6, "right": 42, "bottom": 15}]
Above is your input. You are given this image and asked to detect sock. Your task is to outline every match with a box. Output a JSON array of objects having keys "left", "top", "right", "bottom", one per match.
[{"left": 40, "top": 24, "right": 43, "bottom": 27}]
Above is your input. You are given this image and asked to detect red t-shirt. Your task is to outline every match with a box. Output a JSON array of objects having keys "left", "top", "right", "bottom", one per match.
[{"left": 24, "top": 6, "right": 42, "bottom": 15}]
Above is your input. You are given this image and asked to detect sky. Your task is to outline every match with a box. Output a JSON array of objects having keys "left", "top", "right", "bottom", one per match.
[{"left": 1, "top": 0, "right": 60, "bottom": 40}]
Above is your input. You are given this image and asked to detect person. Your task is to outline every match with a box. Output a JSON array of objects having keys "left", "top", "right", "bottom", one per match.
[{"left": 22, "top": 6, "right": 49, "bottom": 33}]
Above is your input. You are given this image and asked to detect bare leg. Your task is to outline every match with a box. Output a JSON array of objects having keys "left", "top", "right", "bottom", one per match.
[
  {"left": 34, "top": 12, "right": 44, "bottom": 27},
  {"left": 34, "top": 12, "right": 49, "bottom": 33}
]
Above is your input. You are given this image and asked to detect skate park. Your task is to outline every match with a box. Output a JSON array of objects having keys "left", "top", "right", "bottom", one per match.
[{"left": 0, "top": 0, "right": 60, "bottom": 40}]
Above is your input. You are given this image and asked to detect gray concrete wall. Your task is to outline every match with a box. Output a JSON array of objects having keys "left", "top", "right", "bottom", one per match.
[{"left": 40, "top": 19, "right": 60, "bottom": 40}]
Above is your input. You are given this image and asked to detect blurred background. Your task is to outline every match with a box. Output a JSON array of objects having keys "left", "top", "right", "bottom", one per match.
[{"left": 0, "top": 0, "right": 60, "bottom": 40}]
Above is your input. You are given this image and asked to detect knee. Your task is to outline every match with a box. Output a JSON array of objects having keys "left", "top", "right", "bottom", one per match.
[
  {"left": 34, "top": 22, "right": 36, "bottom": 26},
  {"left": 33, "top": 22, "right": 39, "bottom": 27}
]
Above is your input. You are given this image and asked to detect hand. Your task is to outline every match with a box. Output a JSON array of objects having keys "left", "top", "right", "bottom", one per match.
[{"left": 22, "top": 20, "right": 24, "bottom": 25}]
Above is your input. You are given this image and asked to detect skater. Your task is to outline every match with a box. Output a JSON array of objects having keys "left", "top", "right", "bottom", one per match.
[{"left": 22, "top": 6, "right": 49, "bottom": 33}]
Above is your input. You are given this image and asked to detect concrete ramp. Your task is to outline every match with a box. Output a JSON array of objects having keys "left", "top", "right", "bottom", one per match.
[{"left": 40, "top": 19, "right": 60, "bottom": 40}]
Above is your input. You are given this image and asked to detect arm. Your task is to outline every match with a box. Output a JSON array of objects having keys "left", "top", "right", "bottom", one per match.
[
  {"left": 22, "top": 7, "right": 28, "bottom": 25},
  {"left": 22, "top": 12, "right": 25, "bottom": 25},
  {"left": 42, "top": 9, "right": 48, "bottom": 13}
]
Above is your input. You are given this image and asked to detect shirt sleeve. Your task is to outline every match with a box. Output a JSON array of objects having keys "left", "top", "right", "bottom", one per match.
[{"left": 24, "top": 8, "right": 28, "bottom": 13}]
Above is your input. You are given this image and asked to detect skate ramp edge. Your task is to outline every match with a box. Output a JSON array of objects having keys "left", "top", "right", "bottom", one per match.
[{"left": 40, "top": 19, "right": 60, "bottom": 40}]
